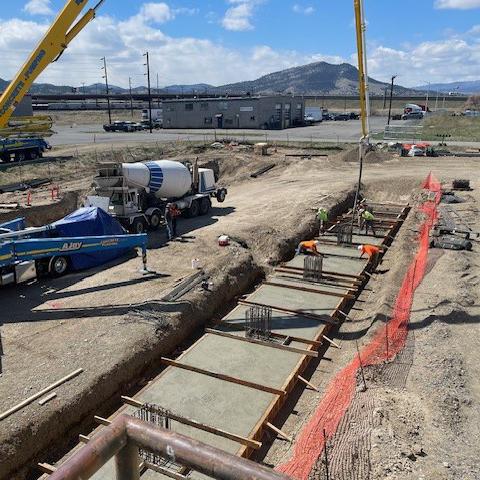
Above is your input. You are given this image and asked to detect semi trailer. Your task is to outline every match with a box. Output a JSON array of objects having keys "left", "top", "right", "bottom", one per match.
[
  {"left": 0, "top": 208, "right": 148, "bottom": 286},
  {"left": 92, "top": 160, "right": 227, "bottom": 233}
]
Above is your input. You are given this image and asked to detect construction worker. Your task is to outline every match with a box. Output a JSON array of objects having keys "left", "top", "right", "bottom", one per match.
[
  {"left": 165, "top": 203, "right": 174, "bottom": 240},
  {"left": 361, "top": 209, "right": 376, "bottom": 236},
  {"left": 170, "top": 203, "right": 181, "bottom": 238},
  {"left": 296, "top": 240, "right": 322, "bottom": 256},
  {"left": 317, "top": 207, "right": 328, "bottom": 233},
  {"left": 358, "top": 244, "right": 380, "bottom": 267}
]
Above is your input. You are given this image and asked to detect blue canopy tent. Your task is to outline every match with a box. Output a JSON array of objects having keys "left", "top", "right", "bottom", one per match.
[{"left": 51, "top": 207, "right": 131, "bottom": 270}]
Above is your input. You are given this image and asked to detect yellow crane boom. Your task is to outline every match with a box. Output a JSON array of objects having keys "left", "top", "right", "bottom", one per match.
[{"left": 0, "top": 0, "right": 105, "bottom": 132}]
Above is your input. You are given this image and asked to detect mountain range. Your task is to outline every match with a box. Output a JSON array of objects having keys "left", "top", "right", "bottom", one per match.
[
  {"left": 1, "top": 61, "right": 472, "bottom": 97},
  {"left": 415, "top": 80, "right": 480, "bottom": 95}
]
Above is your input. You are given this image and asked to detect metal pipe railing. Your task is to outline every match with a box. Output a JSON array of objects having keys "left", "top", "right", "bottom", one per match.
[{"left": 49, "top": 414, "right": 292, "bottom": 480}]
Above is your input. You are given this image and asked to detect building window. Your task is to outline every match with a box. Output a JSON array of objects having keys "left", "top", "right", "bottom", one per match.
[
  {"left": 285, "top": 103, "right": 291, "bottom": 111},
  {"left": 275, "top": 103, "right": 282, "bottom": 110},
  {"left": 185, "top": 103, "right": 194, "bottom": 111},
  {"left": 200, "top": 102, "right": 209, "bottom": 111},
  {"left": 250, "top": 116, "right": 255, "bottom": 121},
  {"left": 166, "top": 105, "right": 175, "bottom": 112},
  {"left": 225, "top": 118, "right": 233, "bottom": 125},
  {"left": 219, "top": 102, "right": 229, "bottom": 110},
  {"left": 297, "top": 104, "right": 302, "bottom": 110},
  {"left": 204, "top": 117, "right": 212, "bottom": 124}
]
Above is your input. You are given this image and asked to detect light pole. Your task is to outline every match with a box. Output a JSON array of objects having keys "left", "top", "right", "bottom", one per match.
[
  {"left": 144, "top": 52, "right": 153, "bottom": 133},
  {"left": 387, "top": 75, "right": 397, "bottom": 126},
  {"left": 101, "top": 57, "right": 112, "bottom": 124},
  {"left": 425, "top": 81, "right": 430, "bottom": 113},
  {"left": 129, "top": 77, "right": 134, "bottom": 118}
]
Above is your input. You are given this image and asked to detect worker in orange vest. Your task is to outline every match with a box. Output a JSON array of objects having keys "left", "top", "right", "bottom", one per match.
[
  {"left": 296, "top": 240, "right": 322, "bottom": 256},
  {"left": 358, "top": 244, "right": 380, "bottom": 263}
]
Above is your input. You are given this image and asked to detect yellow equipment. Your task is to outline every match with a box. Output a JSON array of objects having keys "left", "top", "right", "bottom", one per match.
[{"left": 0, "top": 0, "right": 105, "bottom": 137}]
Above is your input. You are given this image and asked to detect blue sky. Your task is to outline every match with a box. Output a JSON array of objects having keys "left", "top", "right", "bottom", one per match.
[{"left": 1, "top": 0, "right": 480, "bottom": 87}]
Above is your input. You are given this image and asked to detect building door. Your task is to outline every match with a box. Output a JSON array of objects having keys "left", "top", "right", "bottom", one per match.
[{"left": 216, "top": 114, "right": 223, "bottom": 128}]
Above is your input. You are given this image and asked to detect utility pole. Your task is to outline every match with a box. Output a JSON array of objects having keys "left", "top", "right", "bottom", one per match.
[
  {"left": 156, "top": 73, "right": 160, "bottom": 108},
  {"left": 144, "top": 52, "right": 153, "bottom": 133},
  {"left": 383, "top": 87, "right": 387, "bottom": 109},
  {"left": 425, "top": 81, "right": 431, "bottom": 113},
  {"left": 129, "top": 77, "right": 134, "bottom": 118},
  {"left": 101, "top": 57, "right": 112, "bottom": 124},
  {"left": 387, "top": 75, "right": 396, "bottom": 126}
]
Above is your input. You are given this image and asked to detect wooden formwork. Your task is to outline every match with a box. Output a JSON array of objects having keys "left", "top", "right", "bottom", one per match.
[{"left": 39, "top": 202, "right": 410, "bottom": 480}]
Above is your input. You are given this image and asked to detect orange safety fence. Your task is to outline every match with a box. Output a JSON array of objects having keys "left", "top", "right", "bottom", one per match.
[{"left": 277, "top": 173, "right": 441, "bottom": 480}]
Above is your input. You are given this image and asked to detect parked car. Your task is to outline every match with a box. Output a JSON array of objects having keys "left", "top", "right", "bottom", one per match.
[
  {"left": 349, "top": 112, "right": 360, "bottom": 120},
  {"left": 140, "top": 119, "right": 163, "bottom": 130},
  {"left": 103, "top": 121, "right": 142, "bottom": 132},
  {"left": 304, "top": 114, "right": 315, "bottom": 125},
  {"left": 408, "top": 145, "right": 426, "bottom": 157},
  {"left": 401, "top": 112, "right": 424, "bottom": 120},
  {"left": 333, "top": 113, "right": 350, "bottom": 121}
]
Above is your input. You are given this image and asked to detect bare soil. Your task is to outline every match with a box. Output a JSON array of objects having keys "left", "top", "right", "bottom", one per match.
[{"left": 1, "top": 145, "right": 479, "bottom": 480}]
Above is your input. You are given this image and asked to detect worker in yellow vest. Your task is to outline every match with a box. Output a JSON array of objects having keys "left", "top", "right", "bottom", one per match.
[
  {"left": 361, "top": 209, "right": 376, "bottom": 236},
  {"left": 317, "top": 207, "right": 328, "bottom": 233}
]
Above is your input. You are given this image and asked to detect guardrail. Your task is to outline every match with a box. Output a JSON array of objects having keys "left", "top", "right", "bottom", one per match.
[
  {"left": 383, "top": 125, "right": 423, "bottom": 142},
  {"left": 47, "top": 414, "right": 291, "bottom": 480}
]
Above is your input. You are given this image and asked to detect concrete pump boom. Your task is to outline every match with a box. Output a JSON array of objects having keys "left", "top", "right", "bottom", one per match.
[{"left": 0, "top": 0, "right": 105, "bottom": 130}]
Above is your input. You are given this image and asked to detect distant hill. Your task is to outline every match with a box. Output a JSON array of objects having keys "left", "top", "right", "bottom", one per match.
[
  {"left": 212, "top": 62, "right": 417, "bottom": 96},
  {"left": 0, "top": 61, "right": 419, "bottom": 96},
  {"left": 415, "top": 81, "right": 480, "bottom": 95}
]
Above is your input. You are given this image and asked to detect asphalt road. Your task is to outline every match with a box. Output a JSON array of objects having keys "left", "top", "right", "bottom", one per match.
[{"left": 49, "top": 116, "right": 392, "bottom": 147}]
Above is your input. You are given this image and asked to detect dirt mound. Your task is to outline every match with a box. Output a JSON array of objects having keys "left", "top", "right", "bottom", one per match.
[{"left": 340, "top": 147, "right": 391, "bottom": 164}]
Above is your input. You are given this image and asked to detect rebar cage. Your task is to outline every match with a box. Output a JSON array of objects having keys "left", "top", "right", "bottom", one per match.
[
  {"left": 303, "top": 255, "right": 323, "bottom": 282},
  {"left": 245, "top": 305, "right": 272, "bottom": 341}
]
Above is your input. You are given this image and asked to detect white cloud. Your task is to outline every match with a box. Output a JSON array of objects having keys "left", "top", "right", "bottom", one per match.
[
  {"left": 222, "top": 0, "right": 264, "bottom": 31},
  {"left": 139, "top": 3, "right": 173, "bottom": 23},
  {"left": 365, "top": 31, "right": 480, "bottom": 86},
  {"left": 23, "top": 0, "right": 53, "bottom": 15},
  {"left": 292, "top": 4, "right": 315, "bottom": 15},
  {"left": 0, "top": 6, "right": 344, "bottom": 89},
  {"left": 435, "top": 0, "right": 480, "bottom": 9}
]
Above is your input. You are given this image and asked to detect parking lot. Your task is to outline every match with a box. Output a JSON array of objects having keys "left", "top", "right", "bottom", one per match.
[{"left": 49, "top": 116, "right": 393, "bottom": 147}]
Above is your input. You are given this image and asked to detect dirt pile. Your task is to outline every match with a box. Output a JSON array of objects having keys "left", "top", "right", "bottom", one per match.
[{"left": 340, "top": 146, "right": 393, "bottom": 164}]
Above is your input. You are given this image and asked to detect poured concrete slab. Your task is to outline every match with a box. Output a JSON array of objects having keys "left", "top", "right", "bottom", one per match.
[
  {"left": 222, "top": 304, "right": 326, "bottom": 341},
  {"left": 244, "top": 283, "right": 341, "bottom": 316},
  {"left": 286, "top": 254, "right": 367, "bottom": 277},
  {"left": 179, "top": 333, "right": 303, "bottom": 390}
]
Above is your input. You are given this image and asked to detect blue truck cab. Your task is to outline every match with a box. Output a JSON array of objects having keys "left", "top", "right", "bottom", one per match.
[{"left": 0, "top": 137, "right": 51, "bottom": 163}]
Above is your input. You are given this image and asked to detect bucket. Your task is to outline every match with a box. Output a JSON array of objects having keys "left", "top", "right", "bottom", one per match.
[
  {"left": 191, "top": 258, "right": 201, "bottom": 269},
  {"left": 218, "top": 235, "right": 230, "bottom": 246}
]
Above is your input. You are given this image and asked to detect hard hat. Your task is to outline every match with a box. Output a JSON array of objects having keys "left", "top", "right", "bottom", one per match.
[
  {"left": 315, "top": 240, "right": 321, "bottom": 246},
  {"left": 357, "top": 245, "right": 363, "bottom": 251}
]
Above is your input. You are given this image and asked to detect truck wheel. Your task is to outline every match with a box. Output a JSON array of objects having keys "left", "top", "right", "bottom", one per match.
[
  {"left": 216, "top": 189, "right": 227, "bottom": 203},
  {"left": 149, "top": 211, "right": 161, "bottom": 230},
  {"left": 49, "top": 256, "right": 69, "bottom": 277},
  {"left": 28, "top": 150, "right": 39, "bottom": 160},
  {"left": 15, "top": 152, "right": 26, "bottom": 162},
  {"left": 185, "top": 199, "right": 200, "bottom": 218},
  {"left": 199, "top": 197, "right": 211, "bottom": 216},
  {"left": 131, "top": 217, "right": 147, "bottom": 234}
]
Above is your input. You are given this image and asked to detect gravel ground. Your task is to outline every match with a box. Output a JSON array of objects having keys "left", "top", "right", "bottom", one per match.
[{"left": 1, "top": 146, "right": 479, "bottom": 479}]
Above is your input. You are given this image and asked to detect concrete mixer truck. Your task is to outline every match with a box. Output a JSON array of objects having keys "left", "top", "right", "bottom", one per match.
[{"left": 91, "top": 160, "right": 227, "bottom": 233}]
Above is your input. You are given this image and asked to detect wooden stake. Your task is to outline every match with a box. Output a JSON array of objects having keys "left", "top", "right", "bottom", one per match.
[
  {"left": 266, "top": 422, "right": 292, "bottom": 442},
  {"left": 38, "top": 392, "right": 57, "bottom": 406},
  {"left": 322, "top": 335, "right": 341, "bottom": 349},
  {"left": 38, "top": 463, "right": 57, "bottom": 474},
  {"left": 0, "top": 368, "right": 83, "bottom": 421},
  {"left": 121, "top": 396, "right": 261, "bottom": 450},
  {"left": 79, "top": 434, "right": 90, "bottom": 444},
  {"left": 355, "top": 340, "right": 367, "bottom": 391},
  {"left": 297, "top": 375, "right": 319, "bottom": 392},
  {"left": 94, "top": 415, "right": 112, "bottom": 426}
]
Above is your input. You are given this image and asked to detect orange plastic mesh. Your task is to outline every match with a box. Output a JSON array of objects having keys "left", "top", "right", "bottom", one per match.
[{"left": 277, "top": 173, "right": 441, "bottom": 479}]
